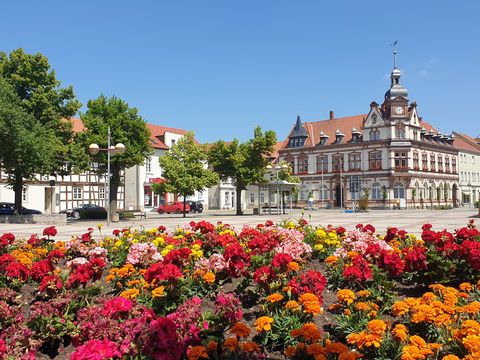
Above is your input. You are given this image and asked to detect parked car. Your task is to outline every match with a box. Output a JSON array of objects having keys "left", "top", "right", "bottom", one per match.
[
  {"left": 0, "top": 202, "right": 42, "bottom": 215},
  {"left": 60, "top": 204, "right": 107, "bottom": 219},
  {"left": 157, "top": 201, "right": 190, "bottom": 214},
  {"left": 187, "top": 200, "right": 203, "bottom": 213}
]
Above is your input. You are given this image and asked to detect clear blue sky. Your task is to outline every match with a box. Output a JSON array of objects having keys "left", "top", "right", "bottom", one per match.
[{"left": 2, "top": 0, "right": 479, "bottom": 142}]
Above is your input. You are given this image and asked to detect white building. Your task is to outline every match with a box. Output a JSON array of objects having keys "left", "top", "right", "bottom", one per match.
[
  {"left": 454, "top": 132, "right": 480, "bottom": 206},
  {"left": 0, "top": 119, "right": 207, "bottom": 213}
]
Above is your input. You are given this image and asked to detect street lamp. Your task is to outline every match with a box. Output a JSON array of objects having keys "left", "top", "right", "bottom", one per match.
[
  {"left": 266, "top": 163, "right": 289, "bottom": 215},
  {"left": 88, "top": 127, "right": 125, "bottom": 226}
]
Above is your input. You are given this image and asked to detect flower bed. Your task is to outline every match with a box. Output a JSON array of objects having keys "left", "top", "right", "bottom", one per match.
[{"left": 0, "top": 219, "right": 479, "bottom": 359}]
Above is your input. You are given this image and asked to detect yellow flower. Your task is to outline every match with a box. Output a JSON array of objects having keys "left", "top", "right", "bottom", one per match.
[
  {"left": 152, "top": 286, "right": 166, "bottom": 298},
  {"left": 285, "top": 300, "right": 300, "bottom": 311},
  {"left": 337, "top": 289, "right": 356, "bottom": 305},
  {"left": 153, "top": 237, "right": 165, "bottom": 247},
  {"left": 255, "top": 316, "right": 274, "bottom": 332},
  {"left": 97, "top": 223, "right": 103, "bottom": 229},
  {"left": 120, "top": 288, "right": 140, "bottom": 299}
]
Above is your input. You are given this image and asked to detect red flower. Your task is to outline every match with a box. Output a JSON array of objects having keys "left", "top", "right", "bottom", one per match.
[
  {"left": 379, "top": 250, "right": 405, "bottom": 277},
  {"left": 403, "top": 245, "right": 427, "bottom": 272},
  {"left": 39, "top": 275, "right": 63, "bottom": 292},
  {"left": 112, "top": 229, "right": 121, "bottom": 236},
  {"left": 42, "top": 226, "right": 57, "bottom": 237},
  {"left": 288, "top": 270, "right": 327, "bottom": 302},
  {"left": 343, "top": 255, "right": 372, "bottom": 283},
  {"left": 163, "top": 248, "right": 192, "bottom": 267},
  {"left": 253, "top": 266, "right": 276, "bottom": 285},
  {"left": 143, "top": 317, "right": 182, "bottom": 360},
  {"left": 6, "top": 261, "right": 30, "bottom": 281},
  {"left": 0, "top": 233, "right": 14, "bottom": 247},
  {"left": 102, "top": 297, "right": 133, "bottom": 318},
  {"left": 31, "top": 259, "right": 54, "bottom": 282},
  {"left": 144, "top": 263, "right": 183, "bottom": 284},
  {"left": 272, "top": 253, "right": 294, "bottom": 268},
  {"left": 223, "top": 242, "right": 250, "bottom": 277}
]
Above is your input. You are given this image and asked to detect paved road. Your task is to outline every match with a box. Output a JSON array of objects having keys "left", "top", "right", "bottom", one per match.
[{"left": 0, "top": 208, "right": 478, "bottom": 239}]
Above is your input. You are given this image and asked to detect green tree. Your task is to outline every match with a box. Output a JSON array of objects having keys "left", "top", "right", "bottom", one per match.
[
  {"left": 0, "top": 79, "right": 55, "bottom": 213},
  {"left": 79, "top": 95, "right": 152, "bottom": 221},
  {"left": 208, "top": 127, "right": 277, "bottom": 215},
  {"left": 0, "top": 49, "right": 82, "bottom": 212},
  {"left": 153, "top": 132, "right": 218, "bottom": 218}
]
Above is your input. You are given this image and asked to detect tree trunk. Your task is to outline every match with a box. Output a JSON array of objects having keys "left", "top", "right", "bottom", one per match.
[
  {"left": 110, "top": 164, "right": 121, "bottom": 222},
  {"left": 235, "top": 185, "right": 243, "bottom": 215},
  {"left": 13, "top": 173, "right": 23, "bottom": 215},
  {"left": 183, "top": 195, "right": 187, "bottom": 218}
]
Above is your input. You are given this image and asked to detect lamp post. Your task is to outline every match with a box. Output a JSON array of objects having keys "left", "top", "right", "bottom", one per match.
[
  {"left": 340, "top": 156, "right": 344, "bottom": 213},
  {"left": 266, "top": 163, "right": 288, "bottom": 215},
  {"left": 88, "top": 127, "right": 126, "bottom": 226},
  {"left": 320, "top": 157, "right": 324, "bottom": 210}
]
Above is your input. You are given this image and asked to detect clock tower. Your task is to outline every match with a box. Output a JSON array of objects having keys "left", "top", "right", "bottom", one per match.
[{"left": 383, "top": 49, "right": 409, "bottom": 120}]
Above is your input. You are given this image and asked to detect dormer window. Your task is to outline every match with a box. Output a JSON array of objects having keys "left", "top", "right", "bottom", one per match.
[
  {"left": 351, "top": 128, "right": 362, "bottom": 143},
  {"left": 319, "top": 131, "right": 329, "bottom": 146},
  {"left": 334, "top": 130, "right": 345, "bottom": 144},
  {"left": 420, "top": 127, "right": 426, "bottom": 139}
]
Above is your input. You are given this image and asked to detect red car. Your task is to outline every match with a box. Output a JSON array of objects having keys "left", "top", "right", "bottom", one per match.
[{"left": 157, "top": 201, "right": 191, "bottom": 214}]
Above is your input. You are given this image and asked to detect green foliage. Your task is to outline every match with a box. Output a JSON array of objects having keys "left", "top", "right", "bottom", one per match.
[
  {"left": 79, "top": 95, "right": 152, "bottom": 218},
  {"left": 153, "top": 132, "right": 218, "bottom": 216},
  {"left": 208, "top": 127, "right": 277, "bottom": 215},
  {"left": 0, "top": 49, "right": 82, "bottom": 212}
]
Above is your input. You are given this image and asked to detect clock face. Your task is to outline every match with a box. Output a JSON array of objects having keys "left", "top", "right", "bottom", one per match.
[{"left": 395, "top": 106, "right": 404, "bottom": 115}]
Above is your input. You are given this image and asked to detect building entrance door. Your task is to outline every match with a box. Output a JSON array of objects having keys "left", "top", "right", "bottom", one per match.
[
  {"left": 335, "top": 184, "right": 342, "bottom": 207},
  {"left": 44, "top": 187, "right": 53, "bottom": 213}
]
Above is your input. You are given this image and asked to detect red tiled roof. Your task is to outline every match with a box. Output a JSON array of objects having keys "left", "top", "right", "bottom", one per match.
[
  {"left": 303, "top": 114, "right": 367, "bottom": 147},
  {"left": 281, "top": 113, "right": 442, "bottom": 149},
  {"left": 453, "top": 132, "right": 480, "bottom": 154},
  {"left": 65, "top": 117, "right": 189, "bottom": 150}
]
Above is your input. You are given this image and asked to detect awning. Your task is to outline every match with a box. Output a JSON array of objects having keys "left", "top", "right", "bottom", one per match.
[{"left": 146, "top": 177, "right": 166, "bottom": 185}]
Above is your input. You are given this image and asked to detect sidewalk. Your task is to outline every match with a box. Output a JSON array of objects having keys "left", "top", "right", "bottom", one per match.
[{"left": 0, "top": 208, "right": 477, "bottom": 239}]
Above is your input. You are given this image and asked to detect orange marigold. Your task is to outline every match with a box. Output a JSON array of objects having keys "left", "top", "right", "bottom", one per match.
[
  {"left": 324, "top": 342, "right": 348, "bottom": 354},
  {"left": 337, "top": 289, "right": 356, "bottom": 305},
  {"left": 267, "top": 293, "right": 284, "bottom": 303},
  {"left": 206, "top": 341, "right": 218, "bottom": 351},
  {"left": 299, "top": 293, "right": 322, "bottom": 316},
  {"left": 357, "top": 290, "right": 371, "bottom": 297},
  {"left": 325, "top": 255, "right": 339, "bottom": 265},
  {"left": 203, "top": 272, "right": 215, "bottom": 284},
  {"left": 288, "top": 261, "right": 300, "bottom": 271},
  {"left": 223, "top": 337, "right": 238, "bottom": 351},
  {"left": 442, "top": 355, "right": 461, "bottom": 360},
  {"left": 392, "top": 300, "right": 411, "bottom": 317},
  {"left": 187, "top": 346, "right": 209, "bottom": 360},
  {"left": 230, "top": 322, "right": 250, "bottom": 338},
  {"left": 306, "top": 343, "right": 325, "bottom": 356},
  {"left": 459, "top": 282, "right": 473, "bottom": 292},
  {"left": 285, "top": 300, "right": 300, "bottom": 310},
  {"left": 367, "top": 320, "right": 387, "bottom": 335},
  {"left": 241, "top": 341, "right": 260, "bottom": 353},
  {"left": 392, "top": 324, "right": 409, "bottom": 342},
  {"left": 255, "top": 316, "right": 274, "bottom": 332},
  {"left": 338, "top": 352, "right": 363, "bottom": 360},
  {"left": 284, "top": 346, "right": 297, "bottom": 358}
]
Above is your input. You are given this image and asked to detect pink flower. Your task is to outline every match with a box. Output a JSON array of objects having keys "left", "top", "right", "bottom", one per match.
[
  {"left": 71, "top": 339, "right": 121, "bottom": 360},
  {"left": 127, "top": 243, "right": 163, "bottom": 266}
]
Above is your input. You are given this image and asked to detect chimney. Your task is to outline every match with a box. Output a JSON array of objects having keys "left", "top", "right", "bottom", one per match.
[{"left": 329, "top": 110, "right": 334, "bottom": 120}]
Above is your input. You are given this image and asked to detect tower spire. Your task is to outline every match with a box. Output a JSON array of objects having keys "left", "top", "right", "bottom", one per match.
[{"left": 391, "top": 40, "right": 398, "bottom": 69}]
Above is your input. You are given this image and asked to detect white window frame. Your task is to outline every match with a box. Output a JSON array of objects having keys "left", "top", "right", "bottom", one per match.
[
  {"left": 73, "top": 187, "right": 83, "bottom": 200},
  {"left": 22, "top": 187, "right": 28, "bottom": 202}
]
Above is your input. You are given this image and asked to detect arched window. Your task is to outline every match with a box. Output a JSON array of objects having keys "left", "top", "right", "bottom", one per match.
[
  {"left": 369, "top": 129, "right": 380, "bottom": 141},
  {"left": 393, "top": 182, "right": 405, "bottom": 199},
  {"left": 395, "top": 123, "right": 406, "bottom": 139},
  {"left": 371, "top": 183, "right": 382, "bottom": 200}
]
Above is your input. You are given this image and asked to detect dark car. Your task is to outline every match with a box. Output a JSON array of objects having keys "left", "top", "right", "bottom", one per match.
[
  {"left": 60, "top": 204, "right": 107, "bottom": 219},
  {"left": 0, "top": 202, "right": 42, "bottom": 215},
  {"left": 157, "top": 201, "right": 190, "bottom": 214},
  {"left": 187, "top": 201, "right": 203, "bottom": 213}
]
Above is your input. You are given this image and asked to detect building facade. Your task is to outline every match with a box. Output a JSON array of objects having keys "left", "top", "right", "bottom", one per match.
[
  {"left": 278, "top": 63, "right": 460, "bottom": 209},
  {"left": 0, "top": 119, "right": 207, "bottom": 213},
  {"left": 454, "top": 132, "right": 480, "bottom": 206}
]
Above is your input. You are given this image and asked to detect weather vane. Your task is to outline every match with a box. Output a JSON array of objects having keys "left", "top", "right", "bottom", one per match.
[{"left": 391, "top": 40, "right": 398, "bottom": 69}]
